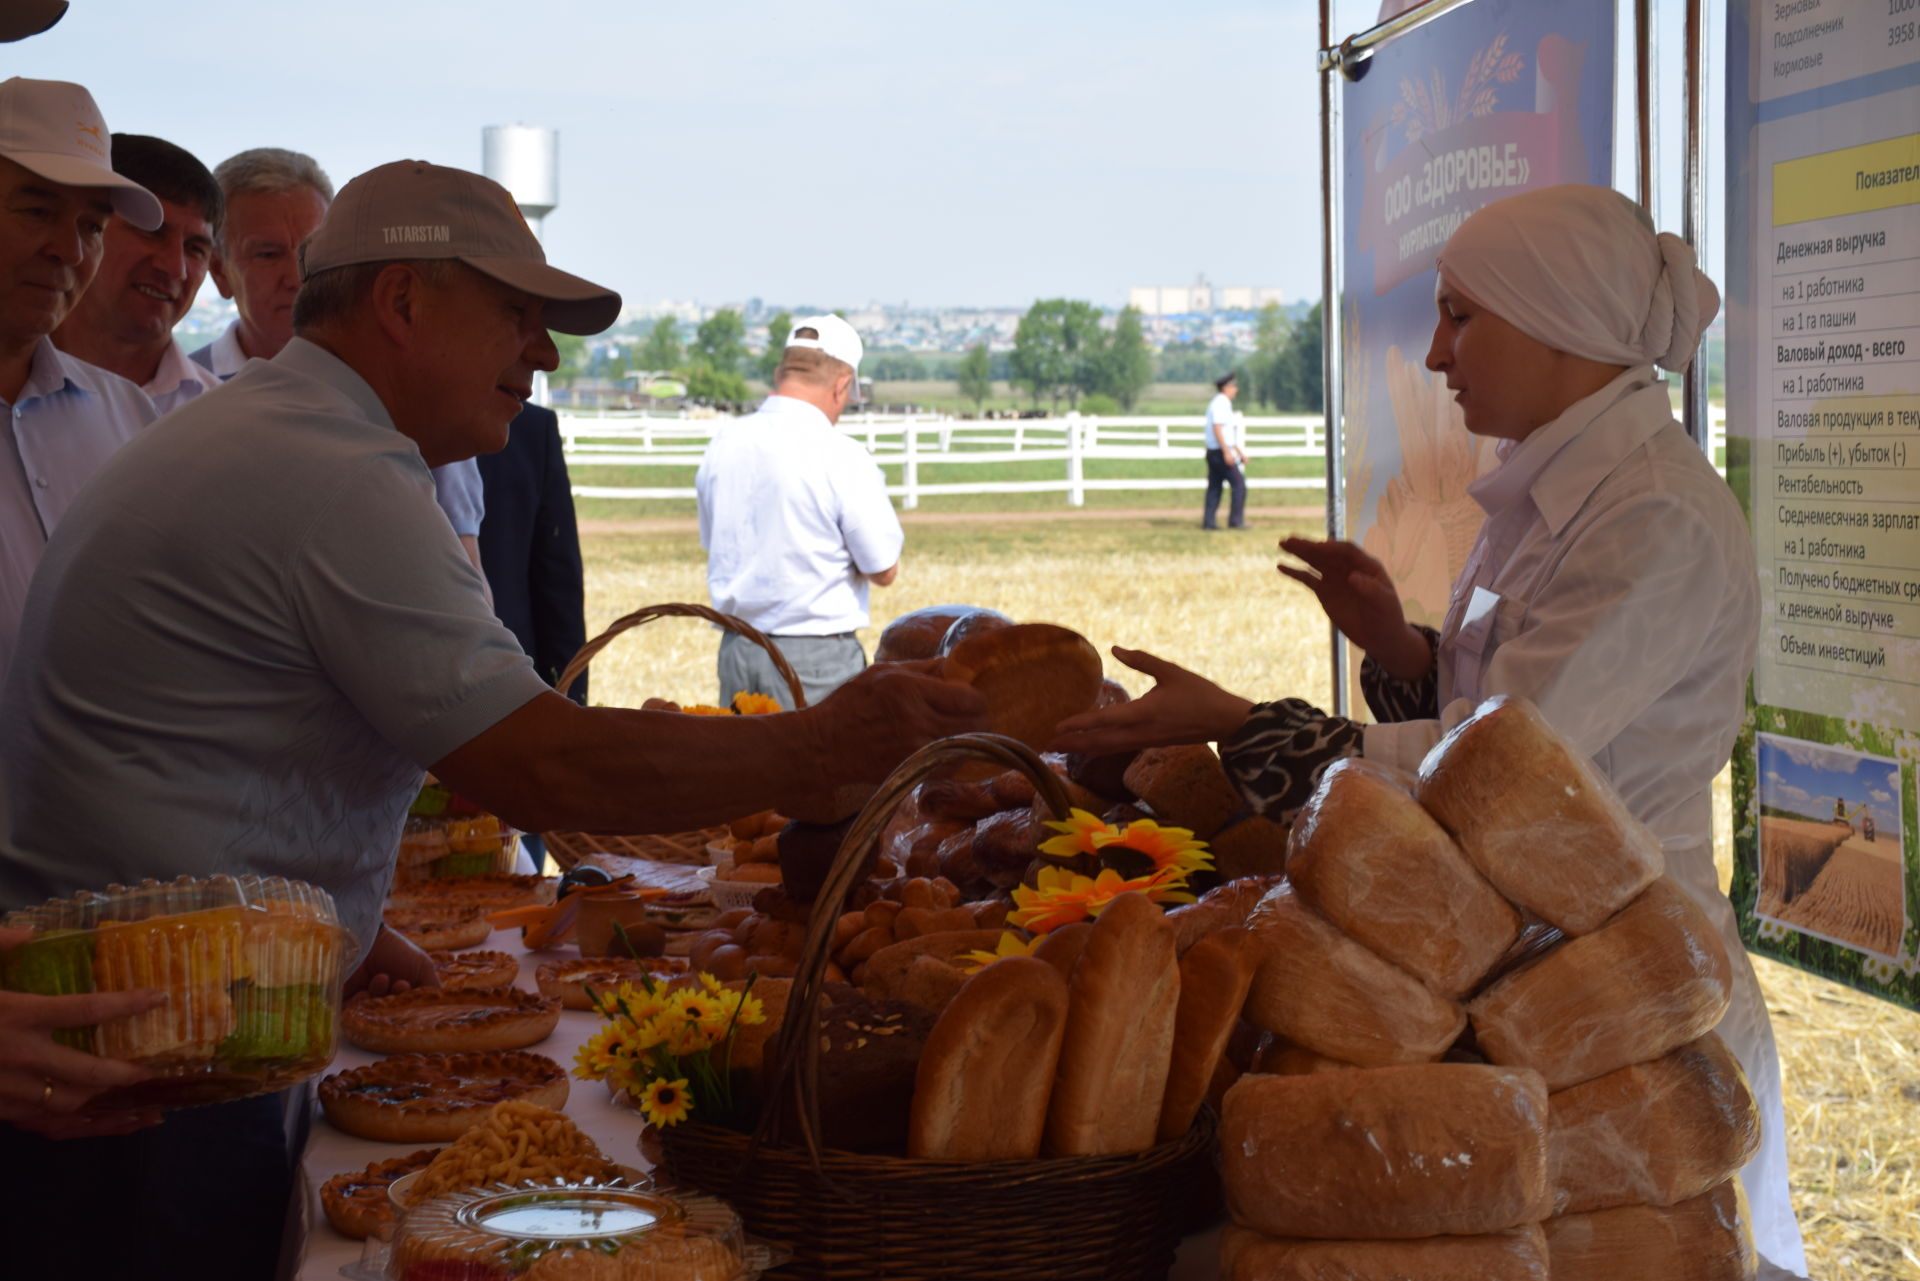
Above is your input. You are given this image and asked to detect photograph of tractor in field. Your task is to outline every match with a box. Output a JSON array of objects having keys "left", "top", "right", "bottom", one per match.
[{"left": 1758, "top": 735, "right": 1907, "bottom": 960}]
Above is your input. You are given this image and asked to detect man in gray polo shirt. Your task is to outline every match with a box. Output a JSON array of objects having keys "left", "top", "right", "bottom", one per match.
[{"left": 0, "top": 160, "right": 980, "bottom": 1279}]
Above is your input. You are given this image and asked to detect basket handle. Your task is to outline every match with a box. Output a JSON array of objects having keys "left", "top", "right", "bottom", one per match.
[
  {"left": 753, "top": 732, "right": 1072, "bottom": 1164},
  {"left": 554, "top": 602, "right": 808, "bottom": 711}
]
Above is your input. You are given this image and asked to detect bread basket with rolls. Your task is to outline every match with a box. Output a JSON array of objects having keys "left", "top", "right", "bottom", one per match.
[
  {"left": 540, "top": 603, "right": 808, "bottom": 872},
  {"left": 650, "top": 732, "right": 1217, "bottom": 1281}
]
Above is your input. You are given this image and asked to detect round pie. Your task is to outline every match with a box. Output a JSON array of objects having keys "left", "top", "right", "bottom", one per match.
[
  {"left": 318, "top": 1049, "right": 570, "bottom": 1142},
  {"left": 342, "top": 986, "right": 561, "bottom": 1054},
  {"left": 387, "top": 874, "right": 549, "bottom": 913},
  {"left": 535, "top": 956, "right": 690, "bottom": 1011},
  {"left": 319, "top": 1147, "right": 441, "bottom": 1239},
  {"left": 430, "top": 949, "right": 519, "bottom": 990},
  {"left": 383, "top": 905, "right": 493, "bottom": 952}
]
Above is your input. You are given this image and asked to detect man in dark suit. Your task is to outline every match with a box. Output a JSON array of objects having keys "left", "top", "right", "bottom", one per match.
[{"left": 476, "top": 401, "right": 588, "bottom": 705}]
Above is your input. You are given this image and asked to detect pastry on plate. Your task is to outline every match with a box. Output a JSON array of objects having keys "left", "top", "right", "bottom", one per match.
[
  {"left": 318, "top": 1049, "right": 570, "bottom": 1142},
  {"left": 382, "top": 905, "right": 493, "bottom": 952},
  {"left": 534, "top": 955, "right": 689, "bottom": 1010},
  {"left": 428, "top": 949, "right": 519, "bottom": 990},
  {"left": 319, "top": 1147, "right": 442, "bottom": 1240},
  {"left": 342, "top": 986, "right": 560, "bottom": 1054},
  {"left": 387, "top": 874, "right": 550, "bottom": 913}
]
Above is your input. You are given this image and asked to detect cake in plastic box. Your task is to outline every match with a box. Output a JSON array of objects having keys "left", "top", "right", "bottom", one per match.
[
  {"left": 398, "top": 781, "right": 522, "bottom": 884},
  {"left": 0, "top": 873, "right": 348, "bottom": 1108}
]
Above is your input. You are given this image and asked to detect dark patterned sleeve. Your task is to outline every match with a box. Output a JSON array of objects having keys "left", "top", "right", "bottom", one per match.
[
  {"left": 1218, "top": 698, "right": 1365, "bottom": 825},
  {"left": 1360, "top": 624, "right": 1441, "bottom": 723}
]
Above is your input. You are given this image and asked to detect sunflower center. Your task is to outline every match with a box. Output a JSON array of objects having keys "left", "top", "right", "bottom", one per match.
[{"left": 1098, "top": 844, "right": 1157, "bottom": 880}]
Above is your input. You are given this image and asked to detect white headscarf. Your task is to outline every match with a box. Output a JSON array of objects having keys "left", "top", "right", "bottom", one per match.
[{"left": 1436, "top": 185, "right": 1720, "bottom": 373}]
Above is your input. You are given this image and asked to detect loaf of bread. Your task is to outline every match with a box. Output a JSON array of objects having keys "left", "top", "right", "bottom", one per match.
[
  {"left": 813, "top": 987, "right": 937, "bottom": 1154},
  {"left": 1543, "top": 1180, "right": 1756, "bottom": 1281},
  {"left": 872, "top": 604, "right": 1008, "bottom": 663},
  {"left": 1032, "top": 920, "right": 1093, "bottom": 979},
  {"left": 1548, "top": 1033, "right": 1761, "bottom": 1214},
  {"left": 1156, "top": 926, "right": 1256, "bottom": 1141},
  {"left": 1287, "top": 758, "right": 1521, "bottom": 998},
  {"left": 1220, "top": 1224, "right": 1550, "bottom": 1281},
  {"left": 939, "top": 622, "right": 1104, "bottom": 752},
  {"left": 1045, "top": 891, "right": 1180, "bottom": 1156},
  {"left": 1414, "top": 696, "right": 1663, "bottom": 935},
  {"left": 1469, "top": 878, "right": 1732, "bottom": 1089},
  {"left": 1243, "top": 882, "right": 1464, "bottom": 1067},
  {"left": 1220, "top": 1064, "right": 1552, "bottom": 1240},
  {"left": 1207, "top": 813, "right": 1290, "bottom": 882},
  {"left": 1167, "top": 875, "right": 1283, "bottom": 955},
  {"left": 1123, "top": 744, "right": 1244, "bottom": 837},
  {"left": 859, "top": 930, "right": 1006, "bottom": 1010},
  {"left": 1250, "top": 1036, "right": 1355, "bottom": 1077},
  {"left": 908, "top": 956, "right": 1069, "bottom": 1160}
]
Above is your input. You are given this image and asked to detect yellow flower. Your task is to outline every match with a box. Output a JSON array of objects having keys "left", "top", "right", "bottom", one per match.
[
  {"left": 612, "top": 1016, "right": 667, "bottom": 1056},
  {"left": 1009, "top": 864, "right": 1194, "bottom": 935},
  {"left": 661, "top": 1017, "right": 717, "bottom": 1057},
  {"left": 639, "top": 1077, "right": 693, "bottom": 1128},
  {"left": 1037, "top": 808, "right": 1116, "bottom": 860},
  {"left": 1093, "top": 819, "right": 1213, "bottom": 877},
  {"left": 697, "top": 971, "right": 726, "bottom": 995},
  {"left": 731, "top": 691, "right": 783, "bottom": 715},
  {"left": 959, "top": 930, "right": 1041, "bottom": 974},
  {"left": 682, "top": 703, "right": 734, "bottom": 716},
  {"left": 608, "top": 982, "right": 668, "bottom": 1024},
  {"left": 710, "top": 986, "right": 766, "bottom": 1029},
  {"left": 572, "top": 1025, "right": 625, "bottom": 1081},
  {"left": 669, "top": 989, "right": 732, "bottom": 1033}
]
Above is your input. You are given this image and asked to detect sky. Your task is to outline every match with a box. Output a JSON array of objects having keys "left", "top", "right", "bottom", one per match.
[{"left": 22, "top": 0, "right": 1327, "bottom": 312}]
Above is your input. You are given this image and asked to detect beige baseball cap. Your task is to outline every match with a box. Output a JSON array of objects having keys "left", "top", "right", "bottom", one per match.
[
  {"left": 298, "top": 160, "right": 621, "bottom": 335},
  {"left": 786, "top": 313, "right": 864, "bottom": 373},
  {"left": 0, "top": 78, "right": 162, "bottom": 230}
]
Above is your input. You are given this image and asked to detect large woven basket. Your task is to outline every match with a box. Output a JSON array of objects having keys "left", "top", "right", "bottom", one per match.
[
  {"left": 654, "top": 733, "right": 1219, "bottom": 1280},
  {"left": 540, "top": 603, "right": 806, "bottom": 873}
]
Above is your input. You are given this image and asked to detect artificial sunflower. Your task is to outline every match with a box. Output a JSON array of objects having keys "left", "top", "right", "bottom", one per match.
[
  {"left": 671, "top": 990, "right": 728, "bottom": 1032},
  {"left": 958, "top": 930, "right": 1042, "bottom": 974},
  {"left": 640, "top": 1077, "right": 693, "bottom": 1128},
  {"left": 1010, "top": 864, "right": 1195, "bottom": 934},
  {"left": 1092, "top": 818, "right": 1213, "bottom": 879},
  {"left": 681, "top": 703, "right": 734, "bottom": 717},
  {"left": 1037, "top": 807, "right": 1114, "bottom": 860},
  {"left": 731, "top": 691, "right": 782, "bottom": 715},
  {"left": 572, "top": 1025, "right": 627, "bottom": 1081}
]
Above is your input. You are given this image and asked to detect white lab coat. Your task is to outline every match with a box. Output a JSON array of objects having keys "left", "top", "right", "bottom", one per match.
[{"left": 1366, "top": 367, "right": 1806, "bottom": 1276}]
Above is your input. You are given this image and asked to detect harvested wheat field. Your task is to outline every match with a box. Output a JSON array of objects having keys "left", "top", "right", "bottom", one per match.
[
  {"left": 1774, "top": 839, "right": 1908, "bottom": 961},
  {"left": 577, "top": 514, "right": 1920, "bottom": 1278}
]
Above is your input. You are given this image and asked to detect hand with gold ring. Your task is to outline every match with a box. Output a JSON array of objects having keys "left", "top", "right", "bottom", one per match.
[{"left": 1, "top": 927, "right": 167, "bottom": 1139}]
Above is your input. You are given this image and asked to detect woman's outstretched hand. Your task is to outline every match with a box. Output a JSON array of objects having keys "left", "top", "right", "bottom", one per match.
[
  {"left": 1050, "top": 647, "right": 1255, "bottom": 758},
  {"left": 1277, "top": 538, "right": 1433, "bottom": 681}
]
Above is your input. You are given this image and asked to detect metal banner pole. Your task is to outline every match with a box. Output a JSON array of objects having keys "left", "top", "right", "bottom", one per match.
[
  {"left": 1319, "top": 0, "right": 1349, "bottom": 716},
  {"left": 1682, "top": 0, "right": 1710, "bottom": 448}
]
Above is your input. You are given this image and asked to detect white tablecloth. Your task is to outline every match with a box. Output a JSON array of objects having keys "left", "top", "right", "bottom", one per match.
[{"left": 294, "top": 927, "right": 1219, "bottom": 1280}]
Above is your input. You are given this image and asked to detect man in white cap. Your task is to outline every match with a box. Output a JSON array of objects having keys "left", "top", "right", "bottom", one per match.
[
  {"left": 697, "top": 314, "right": 904, "bottom": 708},
  {"left": 0, "top": 77, "right": 162, "bottom": 681},
  {"left": 0, "top": 160, "right": 978, "bottom": 1280}
]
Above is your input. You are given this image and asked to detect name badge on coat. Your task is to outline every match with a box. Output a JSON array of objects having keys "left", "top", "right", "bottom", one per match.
[{"left": 1449, "top": 586, "right": 1504, "bottom": 706}]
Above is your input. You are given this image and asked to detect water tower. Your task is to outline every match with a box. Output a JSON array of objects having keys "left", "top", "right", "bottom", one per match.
[{"left": 482, "top": 125, "right": 558, "bottom": 239}]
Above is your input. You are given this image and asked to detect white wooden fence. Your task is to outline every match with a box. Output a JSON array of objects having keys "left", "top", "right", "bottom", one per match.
[{"left": 558, "top": 407, "right": 1728, "bottom": 508}]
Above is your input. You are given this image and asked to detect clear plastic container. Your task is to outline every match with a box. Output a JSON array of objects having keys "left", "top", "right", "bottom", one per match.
[
  {"left": 387, "top": 1178, "right": 751, "bottom": 1279},
  {"left": 396, "top": 793, "right": 523, "bottom": 885},
  {"left": 0, "top": 873, "right": 348, "bottom": 1109}
]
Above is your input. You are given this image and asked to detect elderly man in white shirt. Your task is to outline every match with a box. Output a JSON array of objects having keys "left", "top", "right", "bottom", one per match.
[
  {"left": 50, "top": 133, "right": 221, "bottom": 416},
  {"left": 1055, "top": 185, "right": 1807, "bottom": 1279},
  {"left": 697, "top": 314, "right": 904, "bottom": 709},
  {"left": 0, "top": 79, "right": 162, "bottom": 680}
]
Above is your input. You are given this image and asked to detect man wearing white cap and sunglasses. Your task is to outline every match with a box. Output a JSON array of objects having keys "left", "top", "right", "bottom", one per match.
[
  {"left": 0, "top": 161, "right": 979, "bottom": 1277},
  {"left": 0, "top": 77, "right": 163, "bottom": 681},
  {"left": 697, "top": 313, "right": 905, "bottom": 708}
]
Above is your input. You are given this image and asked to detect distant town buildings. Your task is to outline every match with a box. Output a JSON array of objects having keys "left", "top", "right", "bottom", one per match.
[{"left": 1128, "top": 275, "right": 1289, "bottom": 317}]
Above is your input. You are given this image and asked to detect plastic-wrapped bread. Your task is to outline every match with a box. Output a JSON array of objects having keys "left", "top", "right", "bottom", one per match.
[
  {"left": 1287, "top": 758, "right": 1522, "bottom": 998},
  {"left": 1220, "top": 1064, "right": 1552, "bottom": 1241},
  {"left": 1543, "top": 1179, "right": 1757, "bottom": 1281},
  {"left": 1414, "top": 696, "right": 1662, "bottom": 935},
  {"left": 1548, "top": 1032, "right": 1761, "bottom": 1214},
  {"left": 1166, "top": 875, "right": 1282, "bottom": 955},
  {"left": 1220, "top": 1224, "right": 1550, "bottom": 1281},
  {"left": 1250, "top": 1036, "right": 1355, "bottom": 1076},
  {"left": 1243, "top": 882, "right": 1464, "bottom": 1067},
  {"left": 1468, "top": 878, "right": 1732, "bottom": 1089}
]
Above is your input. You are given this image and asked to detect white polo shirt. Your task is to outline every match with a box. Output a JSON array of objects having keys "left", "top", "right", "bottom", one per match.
[
  {"left": 145, "top": 337, "right": 222, "bottom": 417},
  {"left": 189, "top": 318, "right": 250, "bottom": 380},
  {"left": 0, "top": 337, "right": 157, "bottom": 680},
  {"left": 1203, "top": 391, "right": 1242, "bottom": 451},
  {"left": 696, "top": 395, "right": 903, "bottom": 636}
]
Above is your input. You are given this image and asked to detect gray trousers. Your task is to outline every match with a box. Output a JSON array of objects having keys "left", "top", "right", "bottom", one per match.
[{"left": 718, "top": 628, "right": 867, "bottom": 710}]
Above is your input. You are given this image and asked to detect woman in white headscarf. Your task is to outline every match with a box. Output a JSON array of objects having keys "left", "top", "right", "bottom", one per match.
[{"left": 1054, "top": 185, "right": 1804, "bottom": 1278}]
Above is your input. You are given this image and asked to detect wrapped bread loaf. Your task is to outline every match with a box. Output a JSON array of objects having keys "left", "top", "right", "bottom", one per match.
[
  {"left": 1543, "top": 1179, "right": 1757, "bottom": 1281},
  {"left": 1415, "top": 696, "right": 1662, "bottom": 935},
  {"left": 1548, "top": 1033, "right": 1761, "bottom": 1214},
  {"left": 1469, "top": 878, "right": 1732, "bottom": 1089},
  {"left": 1167, "top": 875, "right": 1283, "bottom": 955},
  {"left": 1287, "top": 758, "right": 1522, "bottom": 998},
  {"left": 1243, "top": 882, "right": 1464, "bottom": 1067},
  {"left": 1220, "top": 1064, "right": 1552, "bottom": 1240},
  {"left": 1250, "top": 1036, "right": 1355, "bottom": 1077},
  {"left": 1219, "top": 1224, "right": 1550, "bottom": 1281},
  {"left": 1123, "top": 744, "right": 1243, "bottom": 838},
  {"left": 1156, "top": 926, "right": 1256, "bottom": 1141}
]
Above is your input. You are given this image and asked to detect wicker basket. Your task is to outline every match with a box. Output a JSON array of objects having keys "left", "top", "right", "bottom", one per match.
[
  {"left": 540, "top": 603, "right": 807, "bottom": 873},
  {"left": 654, "top": 733, "right": 1219, "bottom": 1280}
]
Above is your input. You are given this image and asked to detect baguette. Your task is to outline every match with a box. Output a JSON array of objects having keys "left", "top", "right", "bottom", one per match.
[
  {"left": 1156, "top": 926, "right": 1256, "bottom": 1141},
  {"left": 1045, "top": 892, "right": 1180, "bottom": 1156},
  {"left": 907, "top": 956, "right": 1069, "bottom": 1160},
  {"left": 1031, "top": 921, "right": 1093, "bottom": 979}
]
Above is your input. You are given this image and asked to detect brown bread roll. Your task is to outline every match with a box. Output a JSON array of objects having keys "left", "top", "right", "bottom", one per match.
[
  {"left": 1243, "top": 881, "right": 1464, "bottom": 1067},
  {"left": 907, "top": 956, "right": 1069, "bottom": 1160},
  {"left": 1220, "top": 1063, "right": 1553, "bottom": 1240},
  {"left": 1414, "top": 695, "right": 1663, "bottom": 935},
  {"left": 1287, "top": 758, "right": 1521, "bottom": 998},
  {"left": 872, "top": 604, "right": 1008, "bottom": 663},
  {"left": 1207, "top": 813, "right": 1290, "bottom": 882},
  {"left": 1156, "top": 926, "right": 1256, "bottom": 1142},
  {"left": 1045, "top": 891, "right": 1180, "bottom": 1156},
  {"left": 1542, "top": 1179, "right": 1756, "bottom": 1281},
  {"left": 1547, "top": 1032, "right": 1760, "bottom": 1214},
  {"left": 1122, "top": 744, "right": 1243, "bottom": 838},
  {"left": 1469, "top": 878, "right": 1732, "bottom": 1089},
  {"left": 1219, "top": 1224, "right": 1550, "bottom": 1281},
  {"left": 859, "top": 929, "right": 1006, "bottom": 1010}
]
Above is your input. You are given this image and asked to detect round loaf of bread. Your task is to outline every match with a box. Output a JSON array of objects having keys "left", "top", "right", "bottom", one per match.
[
  {"left": 319, "top": 1049, "right": 569, "bottom": 1142},
  {"left": 939, "top": 622, "right": 1103, "bottom": 751},
  {"left": 873, "top": 604, "right": 1009, "bottom": 663},
  {"left": 341, "top": 986, "right": 560, "bottom": 1054}
]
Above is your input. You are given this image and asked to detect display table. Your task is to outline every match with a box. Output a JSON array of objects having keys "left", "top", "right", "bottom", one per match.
[{"left": 294, "top": 926, "right": 1219, "bottom": 1280}]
